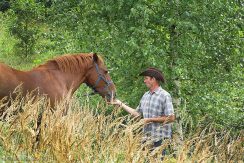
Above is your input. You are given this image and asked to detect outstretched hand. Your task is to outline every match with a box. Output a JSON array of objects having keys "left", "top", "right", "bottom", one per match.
[{"left": 107, "top": 99, "right": 122, "bottom": 106}]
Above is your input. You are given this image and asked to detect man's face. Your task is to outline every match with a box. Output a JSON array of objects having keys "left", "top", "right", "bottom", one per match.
[{"left": 143, "top": 76, "right": 155, "bottom": 88}]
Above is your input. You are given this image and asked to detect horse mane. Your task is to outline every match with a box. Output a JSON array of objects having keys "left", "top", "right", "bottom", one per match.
[{"left": 43, "top": 53, "right": 104, "bottom": 73}]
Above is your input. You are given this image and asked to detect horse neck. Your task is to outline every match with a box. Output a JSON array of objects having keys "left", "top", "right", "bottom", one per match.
[
  {"left": 43, "top": 60, "right": 91, "bottom": 94},
  {"left": 61, "top": 66, "right": 89, "bottom": 94}
]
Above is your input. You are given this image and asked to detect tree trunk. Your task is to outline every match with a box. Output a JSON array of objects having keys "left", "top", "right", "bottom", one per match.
[{"left": 169, "top": 24, "right": 183, "bottom": 147}]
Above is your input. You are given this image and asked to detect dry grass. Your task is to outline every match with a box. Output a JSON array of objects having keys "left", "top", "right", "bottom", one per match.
[{"left": 0, "top": 95, "right": 243, "bottom": 162}]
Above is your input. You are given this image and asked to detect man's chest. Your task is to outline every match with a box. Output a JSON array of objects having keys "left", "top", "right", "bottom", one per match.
[{"left": 140, "top": 94, "right": 164, "bottom": 117}]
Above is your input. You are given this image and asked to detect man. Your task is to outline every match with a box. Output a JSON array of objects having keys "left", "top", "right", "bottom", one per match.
[{"left": 110, "top": 67, "right": 175, "bottom": 156}]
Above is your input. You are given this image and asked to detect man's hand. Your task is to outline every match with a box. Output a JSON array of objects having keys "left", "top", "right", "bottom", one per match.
[
  {"left": 107, "top": 99, "right": 122, "bottom": 106},
  {"left": 109, "top": 99, "right": 141, "bottom": 117}
]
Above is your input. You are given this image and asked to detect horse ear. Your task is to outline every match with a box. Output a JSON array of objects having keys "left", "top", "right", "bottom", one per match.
[{"left": 93, "top": 53, "right": 99, "bottom": 63}]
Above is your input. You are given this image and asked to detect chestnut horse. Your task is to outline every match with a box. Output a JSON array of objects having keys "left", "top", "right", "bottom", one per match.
[{"left": 0, "top": 53, "right": 116, "bottom": 115}]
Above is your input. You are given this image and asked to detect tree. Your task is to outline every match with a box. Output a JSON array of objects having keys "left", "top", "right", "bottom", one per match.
[
  {"left": 9, "top": 0, "right": 45, "bottom": 57},
  {"left": 1, "top": 0, "right": 243, "bottom": 133}
]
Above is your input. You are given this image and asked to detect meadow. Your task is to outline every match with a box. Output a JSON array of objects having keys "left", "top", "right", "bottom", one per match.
[
  {"left": 0, "top": 1, "right": 243, "bottom": 162},
  {"left": 0, "top": 95, "right": 243, "bottom": 162}
]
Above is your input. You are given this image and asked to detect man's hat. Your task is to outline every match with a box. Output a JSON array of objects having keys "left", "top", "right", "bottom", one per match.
[{"left": 139, "top": 67, "right": 165, "bottom": 83}]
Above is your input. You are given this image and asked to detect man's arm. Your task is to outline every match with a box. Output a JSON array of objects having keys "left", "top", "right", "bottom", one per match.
[
  {"left": 120, "top": 102, "right": 141, "bottom": 117},
  {"left": 109, "top": 99, "right": 140, "bottom": 117},
  {"left": 144, "top": 115, "right": 175, "bottom": 124}
]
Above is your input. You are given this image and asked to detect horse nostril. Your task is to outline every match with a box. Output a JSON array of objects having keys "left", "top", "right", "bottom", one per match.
[
  {"left": 105, "top": 91, "right": 115, "bottom": 101},
  {"left": 106, "top": 95, "right": 111, "bottom": 101},
  {"left": 111, "top": 91, "right": 116, "bottom": 100}
]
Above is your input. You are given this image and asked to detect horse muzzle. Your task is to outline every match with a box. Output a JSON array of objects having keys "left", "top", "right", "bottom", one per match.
[{"left": 105, "top": 91, "right": 116, "bottom": 102}]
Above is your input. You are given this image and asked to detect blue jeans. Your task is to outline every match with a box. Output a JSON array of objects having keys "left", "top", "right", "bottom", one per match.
[
  {"left": 152, "top": 139, "right": 167, "bottom": 157},
  {"left": 142, "top": 139, "right": 167, "bottom": 158}
]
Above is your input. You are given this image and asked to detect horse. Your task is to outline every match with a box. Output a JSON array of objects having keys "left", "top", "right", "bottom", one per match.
[
  {"left": 0, "top": 52, "right": 115, "bottom": 107},
  {"left": 0, "top": 52, "right": 116, "bottom": 148}
]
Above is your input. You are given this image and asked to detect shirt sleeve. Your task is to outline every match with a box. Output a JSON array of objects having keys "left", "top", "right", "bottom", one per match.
[
  {"left": 136, "top": 94, "right": 146, "bottom": 115},
  {"left": 136, "top": 102, "right": 142, "bottom": 114},
  {"left": 164, "top": 95, "right": 174, "bottom": 116}
]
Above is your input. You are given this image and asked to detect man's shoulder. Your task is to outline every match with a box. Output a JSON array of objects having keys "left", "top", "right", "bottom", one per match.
[
  {"left": 157, "top": 87, "right": 171, "bottom": 97},
  {"left": 142, "top": 91, "right": 150, "bottom": 97}
]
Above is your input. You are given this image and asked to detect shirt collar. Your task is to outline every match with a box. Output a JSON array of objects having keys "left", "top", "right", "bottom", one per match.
[{"left": 148, "top": 86, "right": 162, "bottom": 95}]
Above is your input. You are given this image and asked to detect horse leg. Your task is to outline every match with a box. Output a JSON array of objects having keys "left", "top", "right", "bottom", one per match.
[{"left": 32, "top": 103, "right": 44, "bottom": 150}]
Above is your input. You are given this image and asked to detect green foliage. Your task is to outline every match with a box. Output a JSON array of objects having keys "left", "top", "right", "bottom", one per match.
[{"left": 8, "top": 0, "right": 45, "bottom": 57}]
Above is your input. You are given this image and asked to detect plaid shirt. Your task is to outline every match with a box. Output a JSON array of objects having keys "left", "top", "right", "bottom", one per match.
[{"left": 136, "top": 86, "right": 174, "bottom": 142}]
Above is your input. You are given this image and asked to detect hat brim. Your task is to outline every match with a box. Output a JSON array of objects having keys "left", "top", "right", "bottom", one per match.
[{"left": 139, "top": 70, "right": 164, "bottom": 83}]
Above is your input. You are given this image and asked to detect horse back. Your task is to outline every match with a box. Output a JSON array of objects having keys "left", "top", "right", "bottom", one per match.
[
  {"left": 0, "top": 61, "right": 75, "bottom": 106},
  {"left": 0, "top": 63, "right": 23, "bottom": 99},
  {"left": 0, "top": 63, "right": 41, "bottom": 98}
]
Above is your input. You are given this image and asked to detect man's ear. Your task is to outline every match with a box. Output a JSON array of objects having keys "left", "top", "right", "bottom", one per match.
[
  {"left": 93, "top": 53, "right": 99, "bottom": 63},
  {"left": 152, "top": 77, "right": 157, "bottom": 82}
]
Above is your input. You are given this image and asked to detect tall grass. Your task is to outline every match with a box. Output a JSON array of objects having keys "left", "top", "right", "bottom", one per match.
[{"left": 0, "top": 95, "right": 243, "bottom": 162}]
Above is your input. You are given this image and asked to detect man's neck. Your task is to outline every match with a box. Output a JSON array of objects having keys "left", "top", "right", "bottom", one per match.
[{"left": 150, "top": 85, "right": 160, "bottom": 93}]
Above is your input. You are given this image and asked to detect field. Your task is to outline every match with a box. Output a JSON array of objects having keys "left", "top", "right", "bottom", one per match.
[
  {"left": 0, "top": 1, "right": 243, "bottom": 162},
  {"left": 0, "top": 95, "right": 243, "bottom": 162}
]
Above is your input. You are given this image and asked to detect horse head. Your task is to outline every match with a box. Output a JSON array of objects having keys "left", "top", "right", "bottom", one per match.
[{"left": 85, "top": 53, "right": 116, "bottom": 101}]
